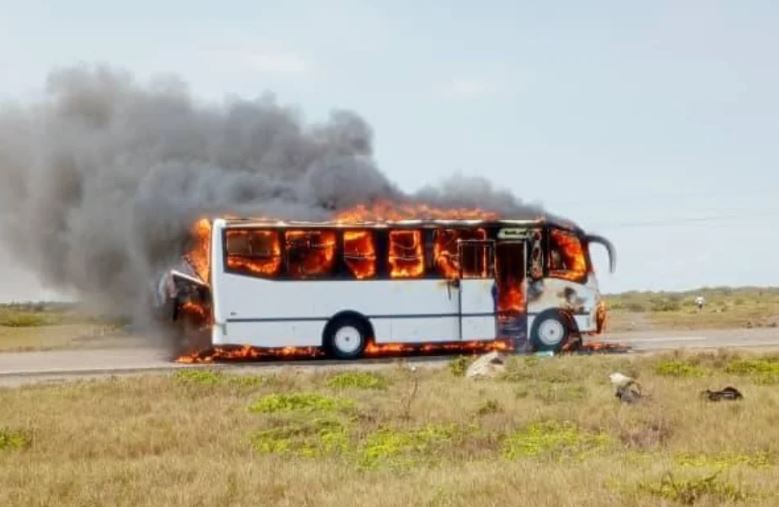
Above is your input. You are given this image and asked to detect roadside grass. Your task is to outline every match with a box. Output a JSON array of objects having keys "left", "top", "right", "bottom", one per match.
[
  {"left": 0, "top": 303, "right": 128, "bottom": 352},
  {"left": 2, "top": 351, "right": 779, "bottom": 506},
  {"left": 605, "top": 287, "right": 779, "bottom": 332}
]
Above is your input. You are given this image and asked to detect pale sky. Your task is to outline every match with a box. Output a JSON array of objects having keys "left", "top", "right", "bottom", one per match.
[{"left": 1, "top": 0, "right": 778, "bottom": 300}]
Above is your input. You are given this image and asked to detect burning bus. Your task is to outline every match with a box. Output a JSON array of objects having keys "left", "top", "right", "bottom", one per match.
[{"left": 162, "top": 206, "right": 615, "bottom": 359}]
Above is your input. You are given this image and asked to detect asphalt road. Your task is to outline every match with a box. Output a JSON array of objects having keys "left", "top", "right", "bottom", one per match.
[{"left": 0, "top": 327, "right": 777, "bottom": 385}]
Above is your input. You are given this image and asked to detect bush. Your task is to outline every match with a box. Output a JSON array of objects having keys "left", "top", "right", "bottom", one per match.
[
  {"left": 725, "top": 358, "right": 779, "bottom": 384},
  {"left": 654, "top": 360, "right": 706, "bottom": 378},
  {"left": 327, "top": 371, "right": 387, "bottom": 390},
  {"left": 359, "top": 424, "right": 459, "bottom": 469},
  {"left": 249, "top": 393, "right": 354, "bottom": 414},
  {"left": 250, "top": 418, "right": 349, "bottom": 457},
  {"left": 502, "top": 421, "right": 609, "bottom": 460},
  {"left": 448, "top": 356, "right": 471, "bottom": 377},
  {"left": 638, "top": 472, "right": 748, "bottom": 505},
  {"left": 0, "top": 427, "right": 32, "bottom": 451}
]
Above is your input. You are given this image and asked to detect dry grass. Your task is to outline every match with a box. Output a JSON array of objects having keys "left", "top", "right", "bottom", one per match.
[
  {"left": 2, "top": 351, "right": 779, "bottom": 506},
  {"left": 606, "top": 287, "right": 779, "bottom": 332},
  {"left": 0, "top": 303, "right": 130, "bottom": 351}
]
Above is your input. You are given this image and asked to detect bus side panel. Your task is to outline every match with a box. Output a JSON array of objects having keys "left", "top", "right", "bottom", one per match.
[
  {"left": 212, "top": 274, "right": 460, "bottom": 347},
  {"left": 526, "top": 276, "right": 600, "bottom": 333},
  {"left": 460, "top": 279, "right": 497, "bottom": 340}
]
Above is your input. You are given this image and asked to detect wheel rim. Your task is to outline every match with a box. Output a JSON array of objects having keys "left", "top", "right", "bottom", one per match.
[
  {"left": 334, "top": 325, "right": 362, "bottom": 354},
  {"left": 537, "top": 318, "right": 565, "bottom": 346}
]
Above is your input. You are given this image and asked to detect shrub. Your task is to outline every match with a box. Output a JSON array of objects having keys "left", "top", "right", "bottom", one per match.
[
  {"left": 327, "top": 371, "right": 387, "bottom": 390},
  {"left": 654, "top": 360, "right": 706, "bottom": 378},
  {"left": 502, "top": 421, "right": 609, "bottom": 460},
  {"left": 675, "top": 451, "right": 772, "bottom": 469},
  {"left": 359, "top": 424, "right": 458, "bottom": 469},
  {"left": 0, "top": 427, "right": 32, "bottom": 451},
  {"left": 448, "top": 356, "right": 471, "bottom": 377},
  {"left": 249, "top": 393, "right": 354, "bottom": 414},
  {"left": 638, "top": 472, "right": 748, "bottom": 505},
  {"left": 725, "top": 358, "right": 779, "bottom": 384},
  {"left": 250, "top": 418, "right": 349, "bottom": 457}
]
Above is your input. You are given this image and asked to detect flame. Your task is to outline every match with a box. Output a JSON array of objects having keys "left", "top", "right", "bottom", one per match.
[
  {"left": 187, "top": 218, "right": 212, "bottom": 282},
  {"left": 335, "top": 201, "right": 499, "bottom": 222},
  {"left": 596, "top": 300, "right": 607, "bottom": 334},
  {"left": 285, "top": 230, "right": 337, "bottom": 278},
  {"left": 176, "top": 339, "right": 513, "bottom": 363},
  {"left": 225, "top": 229, "right": 282, "bottom": 276},
  {"left": 549, "top": 228, "right": 587, "bottom": 281},
  {"left": 344, "top": 230, "right": 376, "bottom": 279},
  {"left": 388, "top": 229, "right": 424, "bottom": 278},
  {"left": 433, "top": 228, "right": 488, "bottom": 279}
]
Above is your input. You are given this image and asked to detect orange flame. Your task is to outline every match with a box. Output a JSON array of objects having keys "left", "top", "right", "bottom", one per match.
[
  {"left": 176, "top": 339, "right": 514, "bottom": 363},
  {"left": 225, "top": 229, "right": 282, "bottom": 276},
  {"left": 187, "top": 218, "right": 212, "bottom": 282},
  {"left": 335, "top": 201, "right": 499, "bottom": 222},
  {"left": 343, "top": 230, "right": 376, "bottom": 279},
  {"left": 285, "top": 230, "right": 337, "bottom": 278},
  {"left": 388, "top": 230, "right": 425, "bottom": 278},
  {"left": 549, "top": 228, "right": 587, "bottom": 281},
  {"left": 433, "top": 228, "right": 488, "bottom": 279}
]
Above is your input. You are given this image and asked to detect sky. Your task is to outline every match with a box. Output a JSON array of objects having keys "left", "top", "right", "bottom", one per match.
[{"left": 1, "top": 0, "right": 778, "bottom": 300}]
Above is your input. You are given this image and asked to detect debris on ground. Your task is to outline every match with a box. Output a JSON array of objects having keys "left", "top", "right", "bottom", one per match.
[
  {"left": 563, "top": 337, "right": 631, "bottom": 355},
  {"left": 610, "top": 372, "right": 644, "bottom": 404},
  {"left": 701, "top": 386, "right": 743, "bottom": 402},
  {"left": 466, "top": 351, "right": 507, "bottom": 379}
]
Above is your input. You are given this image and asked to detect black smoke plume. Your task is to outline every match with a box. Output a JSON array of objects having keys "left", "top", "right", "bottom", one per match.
[{"left": 0, "top": 65, "right": 540, "bottom": 316}]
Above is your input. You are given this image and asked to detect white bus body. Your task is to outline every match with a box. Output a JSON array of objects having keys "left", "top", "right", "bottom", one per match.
[{"left": 202, "top": 217, "right": 614, "bottom": 356}]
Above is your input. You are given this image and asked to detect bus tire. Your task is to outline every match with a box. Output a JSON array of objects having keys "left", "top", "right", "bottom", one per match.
[
  {"left": 325, "top": 315, "right": 369, "bottom": 359},
  {"left": 530, "top": 310, "right": 571, "bottom": 352}
]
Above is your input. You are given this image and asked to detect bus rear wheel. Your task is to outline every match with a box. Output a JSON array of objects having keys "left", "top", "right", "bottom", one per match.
[
  {"left": 325, "top": 316, "right": 369, "bottom": 359},
  {"left": 530, "top": 311, "right": 571, "bottom": 353}
]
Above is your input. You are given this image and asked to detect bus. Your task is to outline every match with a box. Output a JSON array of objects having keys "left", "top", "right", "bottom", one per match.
[{"left": 164, "top": 216, "right": 615, "bottom": 358}]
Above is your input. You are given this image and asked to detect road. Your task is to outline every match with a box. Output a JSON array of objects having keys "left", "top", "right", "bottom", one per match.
[{"left": 0, "top": 327, "right": 777, "bottom": 385}]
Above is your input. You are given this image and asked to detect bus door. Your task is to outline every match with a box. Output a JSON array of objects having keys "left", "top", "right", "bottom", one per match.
[
  {"left": 494, "top": 239, "right": 527, "bottom": 346},
  {"left": 457, "top": 240, "right": 496, "bottom": 340}
]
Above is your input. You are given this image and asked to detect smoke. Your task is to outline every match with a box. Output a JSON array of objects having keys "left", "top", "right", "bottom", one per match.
[{"left": 0, "top": 65, "right": 541, "bottom": 316}]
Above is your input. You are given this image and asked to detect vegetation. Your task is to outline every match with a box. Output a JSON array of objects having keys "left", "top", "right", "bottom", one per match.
[
  {"left": 326, "top": 371, "right": 387, "bottom": 390},
  {"left": 2, "top": 351, "right": 779, "bottom": 505},
  {"left": 0, "top": 302, "right": 127, "bottom": 351},
  {"left": 605, "top": 287, "right": 779, "bottom": 332},
  {"left": 0, "top": 428, "right": 31, "bottom": 451}
]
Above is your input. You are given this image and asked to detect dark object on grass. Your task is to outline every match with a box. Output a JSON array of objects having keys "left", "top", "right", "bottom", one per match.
[
  {"left": 610, "top": 373, "right": 643, "bottom": 404},
  {"left": 615, "top": 382, "right": 643, "bottom": 404},
  {"left": 701, "top": 386, "right": 743, "bottom": 401}
]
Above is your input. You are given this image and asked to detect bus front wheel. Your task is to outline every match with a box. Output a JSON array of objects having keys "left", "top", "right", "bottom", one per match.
[
  {"left": 325, "top": 315, "right": 369, "bottom": 359},
  {"left": 530, "top": 311, "right": 571, "bottom": 353}
]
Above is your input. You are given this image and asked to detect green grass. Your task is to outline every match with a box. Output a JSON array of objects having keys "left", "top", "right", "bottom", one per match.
[
  {"left": 248, "top": 392, "right": 354, "bottom": 414},
  {"left": 326, "top": 371, "right": 387, "bottom": 390},
  {"left": 502, "top": 420, "right": 610, "bottom": 460},
  {"left": 0, "top": 428, "right": 31, "bottom": 451}
]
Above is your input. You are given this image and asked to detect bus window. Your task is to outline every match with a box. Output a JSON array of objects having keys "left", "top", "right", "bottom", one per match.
[
  {"left": 388, "top": 229, "right": 424, "bottom": 278},
  {"left": 459, "top": 241, "right": 493, "bottom": 278},
  {"left": 548, "top": 228, "right": 587, "bottom": 281},
  {"left": 225, "top": 229, "right": 282, "bottom": 277},
  {"left": 285, "top": 230, "right": 337, "bottom": 278},
  {"left": 343, "top": 230, "right": 376, "bottom": 279},
  {"left": 433, "top": 228, "right": 488, "bottom": 278}
]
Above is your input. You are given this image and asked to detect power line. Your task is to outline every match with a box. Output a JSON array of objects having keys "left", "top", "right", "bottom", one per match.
[{"left": 588, "top": 211, "right": 779, "bottom": 229}]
